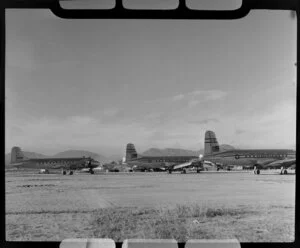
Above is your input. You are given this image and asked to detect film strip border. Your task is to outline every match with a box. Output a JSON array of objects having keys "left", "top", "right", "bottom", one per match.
[
  {"left": 60, "top": 239, "right": 240, "bottom": 248},
  {"left": 4, "top": 0, "right": 297, "bottom": 19},
  {"left": 2, "top": 0, "right": 300, "bottom": 246}
]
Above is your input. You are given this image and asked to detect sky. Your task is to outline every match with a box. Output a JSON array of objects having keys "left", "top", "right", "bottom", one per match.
[{"left": 5, "top": 6, "right": 297, "bottom": 157}]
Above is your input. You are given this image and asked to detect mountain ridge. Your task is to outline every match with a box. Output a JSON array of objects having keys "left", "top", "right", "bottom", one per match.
[{"left": 142, "top": 144, "right": 235, "bottom": 157}]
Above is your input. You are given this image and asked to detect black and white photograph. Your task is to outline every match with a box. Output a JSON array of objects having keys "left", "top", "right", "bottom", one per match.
[{"left": 4, "top": 0, "right": 297, "bottom": 243}]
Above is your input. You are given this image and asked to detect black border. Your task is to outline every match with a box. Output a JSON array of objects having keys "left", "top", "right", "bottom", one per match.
[{"left": 1, "top": 0, "right": 299, "bottom": 248}]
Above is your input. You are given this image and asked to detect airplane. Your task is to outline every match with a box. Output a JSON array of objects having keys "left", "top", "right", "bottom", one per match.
[
  {"left": 123, "top": 143, "right": 194, "bottom": 172},
  {"left": 138, "top": 130, "right": 296, "bottom": 175},
  {"left": 201, "top": 130, "right": 296, "bottom": 175},
  {"left": 122, "top": 143, "right": 218, "bottom": 173},
  {"left": 8, "top": 146, "right": 100, "bottom": 174}
]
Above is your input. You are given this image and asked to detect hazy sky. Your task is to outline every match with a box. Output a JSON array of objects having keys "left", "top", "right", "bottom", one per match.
[{"left": 5, "top": 8, "right": 296, "bottom": 156}]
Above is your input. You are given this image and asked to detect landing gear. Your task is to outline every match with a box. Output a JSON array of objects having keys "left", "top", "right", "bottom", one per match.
[
  {"left": 168, "top": 169, "right": 172, "bottom": 174},
  {"left": 182, "top": 169, "right": 187, "bottom": 174},
  {"left": 196, "top": 169, "right": 200, "bottom": 173},
  {"left": 62, "top": 170, "right": 74, "bottom": 175},
  {"left": 253, "top": 166, "right": 260, "bottom": 175},
  {"left": 89, "top": 169, "right": 95, "bottom": 174}
]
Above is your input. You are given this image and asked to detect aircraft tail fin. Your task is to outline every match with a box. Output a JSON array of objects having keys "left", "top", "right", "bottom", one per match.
[
  {"left": 125, "top": 143, "right": 138, "bottom": 162},
  {"left": 11, "top": 146, "right": 26, "bottom": 163},
  {"left": 204, "top": 131, "right": 220, "bottom": 156}
]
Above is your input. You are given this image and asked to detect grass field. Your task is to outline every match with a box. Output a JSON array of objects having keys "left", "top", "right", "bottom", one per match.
[{"left": 5, "top": 171, "right": 295, "bottom": 242}]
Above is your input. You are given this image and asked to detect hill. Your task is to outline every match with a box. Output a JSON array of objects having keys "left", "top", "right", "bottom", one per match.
[
  {"left": 142, "top": 144, "right": 235, "bottom": 157},
  {"left": 106, "top": 154, "right": 123, "bottom": 163},
  {"left": 142, "top": 148, "right": 198, "bottom": 157},
  {"left": 219, "top": 144, "right": 235, "bottom": 151}
]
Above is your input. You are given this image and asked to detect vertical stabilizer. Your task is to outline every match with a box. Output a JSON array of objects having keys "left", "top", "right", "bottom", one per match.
[
  {"left": 11, "top": 146, "right": 25, "bottom": 164},
  {"left": 204, "top": 131, "right": 220, "bottom": 155},
  {"left": 125, "top": 143, "right": 138, "bottom": 162}
]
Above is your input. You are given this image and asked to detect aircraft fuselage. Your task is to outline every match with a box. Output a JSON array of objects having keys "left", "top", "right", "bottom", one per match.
[
  {"left": 10, "top": 157, "right": 99, "bottom": 171},
  {"left": 204, "top": 149, "right": 295, "bottom": 168}
]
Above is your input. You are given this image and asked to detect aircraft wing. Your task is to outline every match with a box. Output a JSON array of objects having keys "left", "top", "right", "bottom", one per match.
[
  {"left": 132, "top": 163, "right": 166, "bottom": 171},
  {"left": 172, "top": 159, "right": 201, "bottom": 170},
  {"left": 261, "top": 158, "right": 296, "bottom": 169},
  {"left": 81, "top": 166, "right": 103, "bottom": 172},
  {"left": 173, "top": 161, "right": 193, "bottom": 170}
]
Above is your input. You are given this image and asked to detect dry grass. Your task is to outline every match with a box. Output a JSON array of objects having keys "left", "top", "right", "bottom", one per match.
[
  {"left": 90, "top": 204, "right": 275, "bottom": 242},
  {"left": 6, "top": 203, "right": 294, "bottom": 242}
]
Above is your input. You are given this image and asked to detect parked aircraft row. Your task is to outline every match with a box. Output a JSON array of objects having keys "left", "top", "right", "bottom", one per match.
[
  {"left": 123, "top": 130, "right": 296, "bottom": 175},
  {"left": 8, "top": 130, "right": 296, "bottom": 175}
]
